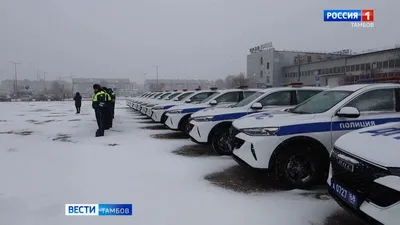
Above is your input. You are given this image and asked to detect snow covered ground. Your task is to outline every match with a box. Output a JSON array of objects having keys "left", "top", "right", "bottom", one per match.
[{"left": 0, "top": 100, "right": 350, "bottom": 225}]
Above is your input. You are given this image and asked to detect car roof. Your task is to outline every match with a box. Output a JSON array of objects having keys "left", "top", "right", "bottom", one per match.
[
  {"left": 330, "top": 83, "right": 400, "bottom": 91},
  {"left": 258, "top": 86, "right": 328, "bottom": 93}
]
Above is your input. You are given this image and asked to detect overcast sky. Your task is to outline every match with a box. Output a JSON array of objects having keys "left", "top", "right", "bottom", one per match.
[{"left": 0, "top": 0, "right": 398, "bottom": 83}]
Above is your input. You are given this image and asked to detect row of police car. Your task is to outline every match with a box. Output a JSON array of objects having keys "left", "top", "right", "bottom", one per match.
[{"left": 126, "top": 83, "right": 400, "bottom": 225}]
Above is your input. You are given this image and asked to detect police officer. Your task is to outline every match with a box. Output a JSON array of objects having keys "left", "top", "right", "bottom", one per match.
[
  {"left": 101, "top": 86, "right": 112, "bottom": 129},
  {"left": 108, "top": 88, "right": 116, "bottom": 121},
  {"left": 92, "top": 84, "right": 107, "bottom": 137}
]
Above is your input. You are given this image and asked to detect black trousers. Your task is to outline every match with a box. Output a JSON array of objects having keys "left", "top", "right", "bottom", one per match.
[
  {"left": 75, "top": 105, "right": 81, "bottom": 113},
  {"left": 111, "top": 103, "right": 115, "bottom": 119},
  {"left": 103, "top": 107, "right": 112, "bottom": 129},
  {"left": 95, "top": 110, "right": 104, "bottom": 136}
]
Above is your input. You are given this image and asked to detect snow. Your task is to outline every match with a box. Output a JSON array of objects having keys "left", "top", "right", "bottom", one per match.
[{"left": 0, "top": 101, "right": 340, "bottom": 225}]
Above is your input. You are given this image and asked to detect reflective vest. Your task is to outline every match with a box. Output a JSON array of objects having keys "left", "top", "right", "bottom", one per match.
[{"left": 93, "top": 91, "right": 106, "bottom": 102}]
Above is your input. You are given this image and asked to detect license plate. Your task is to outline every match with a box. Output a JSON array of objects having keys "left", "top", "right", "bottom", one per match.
[{"left": 331, "top": 179, "right": 358, "bottom": 208}]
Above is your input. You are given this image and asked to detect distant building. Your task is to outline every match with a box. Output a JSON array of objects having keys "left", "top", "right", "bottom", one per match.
[
  {"left": 283, "top": 47, "right": 400, "bottom": 87},
  {"left": 0, "top": 79, "right": 72, "bottom": 95},
  {"left": 144, "top": 79, "right": 211, "bottom": 91},
  {"left": 72, "top": 78, "right": 134, "bottom": 97},
  {"left": 246, "top": 41, "right": 351, "bottom": 87}
]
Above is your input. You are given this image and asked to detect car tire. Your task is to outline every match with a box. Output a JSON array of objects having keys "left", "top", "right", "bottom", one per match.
[
  {"left": 211, "top": 127, "right": 233, "bottom": 156},
  {"left": 179, "top": 117, "right": 191, "bottom": 136},
  {"left": 274, "top": 144, "right": 325, "bottom": 190}
]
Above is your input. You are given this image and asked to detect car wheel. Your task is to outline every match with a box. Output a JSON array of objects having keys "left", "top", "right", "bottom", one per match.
[
  {"left": 211, "top": 128, "right": 233, "bottom": 155},
  {"left": 274, "top": 144, "right": 324, "bottom": 189}
]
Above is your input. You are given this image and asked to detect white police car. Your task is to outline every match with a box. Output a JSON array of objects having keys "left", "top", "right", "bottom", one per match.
[
  {"left": 164, "top": 88, "right": 260, "bottom": 134},
  {"left": 126, "top": 92, "right": 150, "bottom": 108},
  {"left": 143, "top": 91, "right": 184, "bottom": 117},
  {"left": 231, "top": 83, "right": 400, "bottom": 189},
  {"left": 138, "top": 92, "right": 174, "bottom": 114},
  {"left": 133, "top": 92, "right": 162, "bottom": 110},
  {"left": 189, "top": 86, "right": 327, "bottom": 155},
  {"left": 328, "top": 122, "right": 400, "bottom": 225},
  {"left": 151, "top": 90, "right": 218, "bottom": 123}
]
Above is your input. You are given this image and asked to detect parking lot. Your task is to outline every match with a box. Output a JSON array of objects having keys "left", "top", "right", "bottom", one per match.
[{"left": 0, "top": 100, "right": 365, "bottom": 225}]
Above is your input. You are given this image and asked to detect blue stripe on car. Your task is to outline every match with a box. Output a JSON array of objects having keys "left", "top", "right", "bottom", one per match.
[
  {"left": 211, "top": 111, "right": 260, "bottom": 121},
  {"left": 163, "top": 105, "right": 175, "bottom": 110},
  {"left": 274, "top": 117, "right": 400, "bottom": 136},
  {"left": 181, "top": 107, "right": 208, "bottom": 113}
]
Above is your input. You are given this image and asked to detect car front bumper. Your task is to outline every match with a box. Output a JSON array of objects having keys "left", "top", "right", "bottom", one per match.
[
  {"left": 164, "top": 113, "right": 187, "bottom": 130},
  {"left": 232, "top": 132, "right": 281, "bottom": 169},
  {"left": 151, "top": 109, "right": 166, "bottom": 122},
  {"left": 188, "top": 120, "right": 216, "bottom": 143}
]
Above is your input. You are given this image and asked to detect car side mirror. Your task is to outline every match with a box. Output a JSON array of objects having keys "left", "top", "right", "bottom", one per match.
[
  {"left": 336, "top": 107, "right": 360, "bottom": 118},
  {"left": 209, "top": 100, "right": 218, "bottom": 105},
  {"left": 185, "top": 99, "right": 192, "bottom": 103},
  {"left": 173, "top": 97, "right": 179, "bottom": 101},
  {"left": 250, "top": 102, "right": 263, "bottom": 110}
]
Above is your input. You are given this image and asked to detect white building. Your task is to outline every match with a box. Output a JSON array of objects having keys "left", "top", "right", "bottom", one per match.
[{"left": 246, "top": 42, "right": 350, "bottom": 87}]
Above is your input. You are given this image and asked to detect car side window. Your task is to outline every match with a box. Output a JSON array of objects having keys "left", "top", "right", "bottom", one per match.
[
  {"left": 345, "top": 89, "right": 395, "bottom": 112},
  {"left": 258, "top": 91, "right": 292, "bottom": 106},
  {"left": 297, "top": 90, "right": 322, "bottom": 103},
  {"left": 190, "top": 92, "right": 215, "bottom": 101},
  {"left": 215, "top": 92, "right": 241, "bottom": 103},
  {"left": 243, "top": 91, "right": 257, "bottom": 98}
]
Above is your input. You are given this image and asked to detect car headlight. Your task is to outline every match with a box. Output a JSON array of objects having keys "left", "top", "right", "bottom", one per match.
[
  {"left": 168, "top": 109, "right": 183, "bottom": 114},
  {"left": 192, "top": 116, "right": 213, "bottom": 122},
  {"left": 152, "top": 106, "right": 164, "bottom": 110},
  {"left": 240, "top": 127, "right": 279, "bottom": 136}
]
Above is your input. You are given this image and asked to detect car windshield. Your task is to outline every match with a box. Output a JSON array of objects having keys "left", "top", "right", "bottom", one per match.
[
  {"left": 232, "top": 91, "right": 264, "bottom": 107},
  {"left": 199, "top": 92, "right": 220, "bottom": 103},
  {"left": 165, "top": 92, "right": 181, "bottom": 100},
  {"left": 151, "top": 93, "right": 162, "bottom": 98},
  {"left": 291, "top": 90, "right": 353, "bottom": 114},
  {"left": 158, "top": 93, "right": 171, "bottom": 99},
  {"left": 176, "top": 92, "right": 194, "bottom": 101}
]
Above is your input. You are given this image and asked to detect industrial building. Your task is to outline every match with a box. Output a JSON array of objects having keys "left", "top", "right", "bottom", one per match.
[
  {"left": 72, "top": 78, "right": 137, "bottom": 97},
  {"left": 144, "top": 79, "right": 211, "bottom": 91},
  {"left": 283, "top": 47, "right": 400, "bottom": 87},
  {"left": 0, "top": 79, "right": 72, "bottom": 95},
  {"left": 246, "top": 42, "right": 350, "bottom": 87}
]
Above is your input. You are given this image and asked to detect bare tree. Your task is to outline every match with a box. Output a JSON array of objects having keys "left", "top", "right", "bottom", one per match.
[
  {"left": 224, "top": 75, "right": 237, "bottom": 88},
  {"left": 233, "top": 72, "right": 248, "bottom": 86},
  {"left": 215, "top": 79, "right": 224, "bottom": 89},
  {"left": 48, "top": 81, "right": 61, "bottom": 94}
]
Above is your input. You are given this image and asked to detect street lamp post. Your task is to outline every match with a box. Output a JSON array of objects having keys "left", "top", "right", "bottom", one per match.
[{"left": 9, "top": 61, "right": 20, "bottom": 95}]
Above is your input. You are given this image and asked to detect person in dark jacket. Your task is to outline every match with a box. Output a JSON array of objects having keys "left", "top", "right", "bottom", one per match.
[
  {"left": 101, "top": 86, "right": 112, "bottom": 130},
  {"left": 108, "top": 88, "right": 116, "bottom": 122},
  {"left": 73, "top": 92, "right": 82, "bottom": 114},
  {"left": 92, "top": 84, "right": 107, "bottom": 137}
]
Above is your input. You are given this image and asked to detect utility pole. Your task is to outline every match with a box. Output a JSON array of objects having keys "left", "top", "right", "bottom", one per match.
[
  {"left": 143, "top": 72, "right": 147, "bottom": 92},
  {"left": 155, "top": 66, "right": 159, "bottom": 85},
  {"left": 9, "top": 61, "right": 20, "bottom": 95},
  {"left": 43, "top": 72, "right": 47, "bottom": 94}
]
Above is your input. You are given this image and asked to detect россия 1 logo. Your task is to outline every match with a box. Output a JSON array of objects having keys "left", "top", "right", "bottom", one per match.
[{"left": 323, "top": 9, "right": 374, "bottom": 28}]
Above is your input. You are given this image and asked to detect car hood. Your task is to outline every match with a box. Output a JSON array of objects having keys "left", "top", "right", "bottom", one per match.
[
  {"left": 168, "top": 103, "right": 210, "bottom": 111},
  {"left": 232, "top": 111, "right": 316, "bottom": 129},
  {"left": 335, "top": 122, "right": 400, "bottom": 168},
  {"left": 191, "top": 106, "right": 247, "bottom": 118},
  {"left": 154, "top": 101, "right": 184, "bottom": 107}
]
